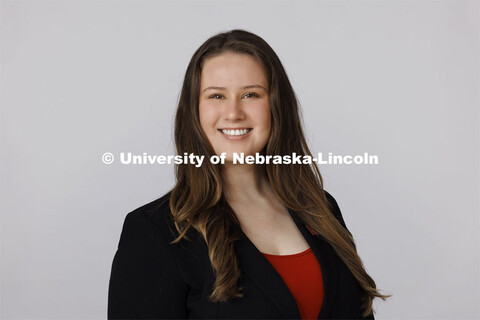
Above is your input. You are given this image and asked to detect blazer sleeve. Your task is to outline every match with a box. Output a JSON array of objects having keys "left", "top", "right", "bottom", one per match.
[{"left": 107, "top": 210, "right": 188, "bottom": 319}]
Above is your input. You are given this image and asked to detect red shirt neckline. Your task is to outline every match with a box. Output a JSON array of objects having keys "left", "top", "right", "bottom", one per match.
[{"left": 261, "top": 247, "right": 312, "bottom": 258}]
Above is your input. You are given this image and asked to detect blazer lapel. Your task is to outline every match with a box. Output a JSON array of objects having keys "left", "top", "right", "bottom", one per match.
[
  {"left": 234, "top": 209, "right": 339, "bottom": 319},
  {"left": 235, "top": 231, "right": 301, "bottom": 319},
  {"left": 287, "top": 208, "right": 338, "bottom": 319}
]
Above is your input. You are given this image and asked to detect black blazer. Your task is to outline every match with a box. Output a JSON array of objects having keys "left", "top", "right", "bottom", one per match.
[{"left": 108, "top": 191, "right": 374, "bottom": 319}]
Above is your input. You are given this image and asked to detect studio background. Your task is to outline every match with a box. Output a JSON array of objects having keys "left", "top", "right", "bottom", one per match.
[{"left": 1, "top": 1, "right": 478, "bottom": 319}]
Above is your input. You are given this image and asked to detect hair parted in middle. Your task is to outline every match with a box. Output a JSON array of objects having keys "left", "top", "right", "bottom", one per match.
[{"left": 169, "top": 29, "right": 389, "bottom": 318}]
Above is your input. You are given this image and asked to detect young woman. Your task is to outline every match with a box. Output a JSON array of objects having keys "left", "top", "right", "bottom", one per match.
[{"left": 108, "top": 29, "right": 390, "bottom": 319}]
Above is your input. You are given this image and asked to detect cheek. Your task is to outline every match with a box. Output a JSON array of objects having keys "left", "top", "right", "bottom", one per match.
[
  {"left": 256, "top": 103, "right": 271, "bottom": 133},
  {"left": 199, "top": 103, "right": 217, "bottom": 132},
  {"left": 265, "top": 111, "right": 272, "bottom": 131}
]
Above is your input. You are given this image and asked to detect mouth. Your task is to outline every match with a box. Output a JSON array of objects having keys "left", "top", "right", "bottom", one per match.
[{"left": 217, "top": 128, "right": 252, "bottom": 136}]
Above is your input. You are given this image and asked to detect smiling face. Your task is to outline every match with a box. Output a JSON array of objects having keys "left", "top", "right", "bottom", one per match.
[{"left": 199, "top": 52, "right": 271, "bottom": 162}]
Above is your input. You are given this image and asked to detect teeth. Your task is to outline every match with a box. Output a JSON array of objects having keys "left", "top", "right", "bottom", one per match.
[{"left": 221, "top": 129, "right": 251, "bottom": 136}]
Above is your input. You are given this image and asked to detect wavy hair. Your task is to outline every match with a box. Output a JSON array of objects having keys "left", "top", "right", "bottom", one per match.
[{"left": 169, "top": 29, "right": 390, "bottom": 317}]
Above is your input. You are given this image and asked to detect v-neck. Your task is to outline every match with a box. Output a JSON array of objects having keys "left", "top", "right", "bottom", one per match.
[{"left": 234, "top": 208, "right": 338, "bottom": 319}]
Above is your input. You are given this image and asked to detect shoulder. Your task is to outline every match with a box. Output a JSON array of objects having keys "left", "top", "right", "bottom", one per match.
[
  {"left": 117, "top": 191, "right": 180, "bottom": 251},
  {"left": 126, "top": 191, "right": 172, "bottom": 220},
  {"left": 108, "top": 191, "right": 189, "bottom": 318},
  {"left": 324, "top": 189, "right": 350, "bottom": 233}
]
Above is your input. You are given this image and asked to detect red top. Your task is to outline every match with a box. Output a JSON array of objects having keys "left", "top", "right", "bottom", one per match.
[{"left": 262, "top": 248, "right": 324, "bottom": 320}]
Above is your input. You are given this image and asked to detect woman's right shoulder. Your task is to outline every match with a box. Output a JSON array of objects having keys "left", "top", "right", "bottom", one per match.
[
  {"left": 118, "top": 191, "right": 180, "bottom": 248},
  {"left": 109, "top": 191, "right": 190, "bottom": 319}
]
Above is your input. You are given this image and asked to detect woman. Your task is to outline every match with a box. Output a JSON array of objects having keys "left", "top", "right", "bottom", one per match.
[{"left": 108, "top": 29, "right": 390, "bottom": 319}]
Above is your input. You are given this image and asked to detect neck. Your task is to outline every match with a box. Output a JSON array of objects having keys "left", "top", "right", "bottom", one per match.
[{"left": 221, "top": 163, "right": 271, "bottom": 203}]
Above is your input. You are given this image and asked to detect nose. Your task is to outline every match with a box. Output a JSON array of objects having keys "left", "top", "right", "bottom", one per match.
[{"left": 223, "top": 97, "right": 245, "bottom": 121}]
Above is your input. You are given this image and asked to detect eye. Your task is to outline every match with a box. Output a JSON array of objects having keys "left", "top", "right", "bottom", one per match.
[
  {"left": 208, "top": 94, "right": 224, "bottom": 99},
  {"left": 243, "top": 92, "right": 259, "bottom": 99}
]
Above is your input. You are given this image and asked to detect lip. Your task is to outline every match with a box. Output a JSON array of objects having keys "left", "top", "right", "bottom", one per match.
[{"left": 217, "top": 128, "right": 252, "bottom": 140}]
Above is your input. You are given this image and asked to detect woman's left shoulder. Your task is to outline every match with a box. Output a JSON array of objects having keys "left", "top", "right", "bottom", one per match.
[{"left": 323, "top": 190, "right": 350, "bottom": 232}]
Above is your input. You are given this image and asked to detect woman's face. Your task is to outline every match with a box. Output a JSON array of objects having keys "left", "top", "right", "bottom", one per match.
[{"left": 199, "top": 52, "right": 271, "bottom": 162}]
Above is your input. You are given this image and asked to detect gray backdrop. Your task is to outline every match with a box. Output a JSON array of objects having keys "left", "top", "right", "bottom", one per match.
[{"left": 1, "top": 1, "right": 478, "bottom": 319}]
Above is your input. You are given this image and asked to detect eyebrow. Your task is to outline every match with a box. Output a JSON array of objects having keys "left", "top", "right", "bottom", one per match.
[{"left": 201, "top": 85, "right": 267, "bottom": 93}]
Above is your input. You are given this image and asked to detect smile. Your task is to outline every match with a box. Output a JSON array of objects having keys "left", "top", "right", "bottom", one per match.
[{"left": 219, "top": 128, "right": 252, "bottom": 136}]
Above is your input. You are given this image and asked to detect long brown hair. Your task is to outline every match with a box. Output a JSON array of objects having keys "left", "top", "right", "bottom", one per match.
[{"left": 170, "top": 29, "right": 390, "bottom": 317}]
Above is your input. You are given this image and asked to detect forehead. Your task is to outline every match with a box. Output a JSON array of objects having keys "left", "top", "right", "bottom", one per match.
[{"left": 200, "top": 52, "right": 268, "bottom": 88}]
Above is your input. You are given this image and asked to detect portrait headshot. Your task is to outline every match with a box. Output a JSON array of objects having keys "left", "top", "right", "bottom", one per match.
[{"left": 1, "top": 1, "right": 478, "bottom": 320}]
